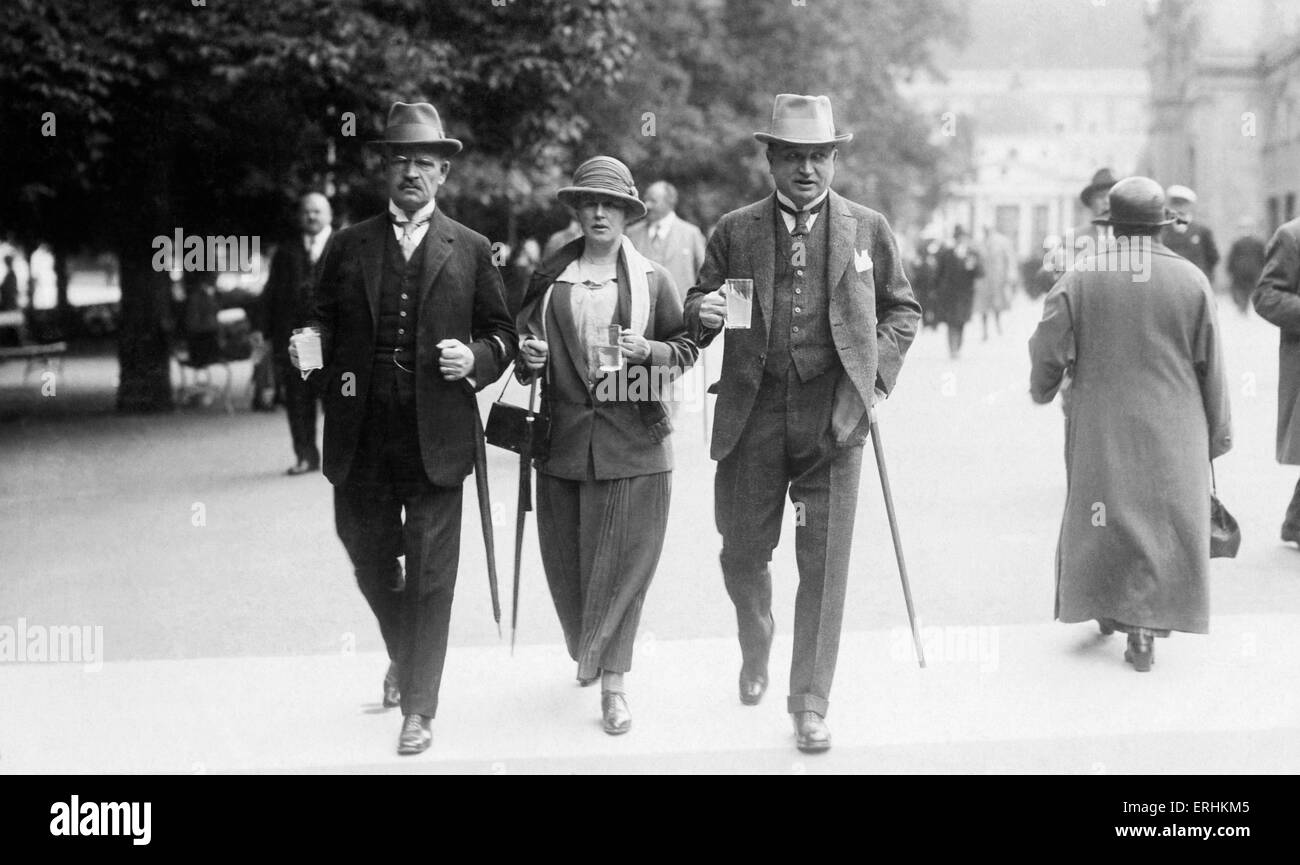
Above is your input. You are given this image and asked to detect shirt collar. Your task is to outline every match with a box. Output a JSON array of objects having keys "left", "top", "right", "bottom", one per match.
[
  {"left": 775, "top": 189, "right": 830, "bottom": 214},
  {"left": 306, "top": 225, "right": 332, "bottom": 245},
  {"left": 650, "top": 212, "right": 677, "bottom": 233},
  {"left": 389, "top": 199, "right": 438, "bottom": 225}
]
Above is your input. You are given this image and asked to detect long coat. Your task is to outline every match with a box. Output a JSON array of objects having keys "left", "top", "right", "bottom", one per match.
[
  {"left": 1252, "top": 218, "right": 1300, "bottom": 464},
  {"left": 1029, "top": 241, "right": 1232, "bottom": 634},
  {"left": 516, "top": 237, "right": 698, "bottom": 480},
  {"left": 973, "top": 232, "right": 1015, "bottom": 315},
  {"left": 310, "top": 210, "right": 516, "bottom": 487},
  {"left": 683, "top": 189, "right": 921, "bottom": 461},
  {"left": 933, "top": 244, "right": 983, "bottom": 326}
]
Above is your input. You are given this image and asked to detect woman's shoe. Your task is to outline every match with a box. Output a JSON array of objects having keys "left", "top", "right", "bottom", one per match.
[
  {"left": 1124, "top": 629, "right": 1154, "bottom": 672},
  {"left": 601, "top": 691, "right": 632, "bottom": 735}
]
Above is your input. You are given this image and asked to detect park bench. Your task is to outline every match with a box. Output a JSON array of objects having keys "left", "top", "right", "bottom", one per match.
[{"left": 0, "top": 309, "right": 67, "bottom": 384}]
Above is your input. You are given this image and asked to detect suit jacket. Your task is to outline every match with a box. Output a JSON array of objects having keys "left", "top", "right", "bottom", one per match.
[
  {"left": 684, "top": 190, "right": 921, "bottom": 460},
  {"left": 516, "top": 237, "right": 698, "bottom": 480},
  {"left": 310, "top": 210, "right": 516, "bottom": 487},
  {"left": 1253, "top": 218, "right": 1300, "bottom": 463},
  {"left": 625, "top": 214, "right": 707, "bottom": 300},
  {"left": 262, "top": 234, "right": 330, "bottom": 354}
]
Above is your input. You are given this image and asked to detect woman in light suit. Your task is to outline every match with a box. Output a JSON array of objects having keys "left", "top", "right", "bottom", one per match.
[{"left": 515, "top": 156, "right": 698, "bottom": 734}]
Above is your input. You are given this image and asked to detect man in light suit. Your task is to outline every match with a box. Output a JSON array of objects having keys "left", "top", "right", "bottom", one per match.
[
  {"left": 295, "top": 102, "right": 516, "bottom": 755},
  {"left": 626, "top": 181, "right": 707, "bottom": 300},
  {"left": 684, "top": 94, "right": 921, "bottom": 753}
]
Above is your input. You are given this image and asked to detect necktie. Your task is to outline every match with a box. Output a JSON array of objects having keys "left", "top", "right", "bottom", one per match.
[
  {"left": 778, "top": 197, "right": 827, "bottom": 237},
  {"left": 395, "top": 217, "right": 428, "bottom": 261}
]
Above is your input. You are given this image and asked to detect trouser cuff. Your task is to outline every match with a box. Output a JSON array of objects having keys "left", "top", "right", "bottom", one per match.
[{"left": 787, "top": 694, "right": 828, "bottom": 716}]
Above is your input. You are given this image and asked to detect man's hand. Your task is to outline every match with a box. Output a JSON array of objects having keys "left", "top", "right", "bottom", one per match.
[
  {"left": 619, "top": 329, "right": 651, "bottom": 363},
  {"left": 519, "top": 336, "right": 549, "bottom": 371},
  {"left": 436, "top": 338, "right": 476, "bottom": 381},
  {"left": 288, "top": 339, "right": 300, "bottom": 369},
  {"left": 698, "top": 288, "right": 728, "bottom": 330},
  {"left": 832, "top": 385, "right": 886, "bottom": 447}
]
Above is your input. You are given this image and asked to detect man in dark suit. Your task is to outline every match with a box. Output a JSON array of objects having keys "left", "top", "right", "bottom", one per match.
[
  {"left": 685, "top": 94, "right": 921, "bottom": 753},
  {"left": 294, "top": 102, "right": 516, "bottom": 755},
  {"left": 262, "top": 192, "right": 333, "bottom": 473}
]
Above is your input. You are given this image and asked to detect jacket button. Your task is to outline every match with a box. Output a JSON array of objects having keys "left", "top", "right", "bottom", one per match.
[
  {"left": 400, "top": 311, "right": 407, "bottom": 317},
  {"left": 792, "top": 325, "right": 800, "bottom": 333}
]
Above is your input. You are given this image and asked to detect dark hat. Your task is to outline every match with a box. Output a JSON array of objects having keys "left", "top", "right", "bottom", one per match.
[
  {"left": 370, "top": 102, "right": 462, "bottom": 154},
  {"left": 1080, "top": 167, "right": 1119, "bottom": 206},
  {"left": 1091, "top": 176, "right": 1174, "bottom": 228},
  {"left": 754, "top": 94, "right": 853, "bottom": 146},
  {"left": 557, "top": 156, "right": 647, "bottom": 219}
]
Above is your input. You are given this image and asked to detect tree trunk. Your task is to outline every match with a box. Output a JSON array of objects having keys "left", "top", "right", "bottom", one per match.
[{"left": 115, "top": 241, "right": 174, "bottom": 412}]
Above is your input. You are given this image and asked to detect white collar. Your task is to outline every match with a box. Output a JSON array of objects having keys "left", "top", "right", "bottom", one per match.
[
  {"left": 775, "top": 189, "right": 830, "bottom": 213},
  {"left": 306, "top": 225, "right": 332, "bottom": 245},
  {"left": 388, "top": 199, "right": 437, "bottom": 224}
]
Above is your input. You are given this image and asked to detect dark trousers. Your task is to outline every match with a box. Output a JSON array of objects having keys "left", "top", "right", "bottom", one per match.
[
  {"left": 714, "top": 368, "right": 864, "bottom": 717},
  {"left": 1284, "top": 475, "right": 1300, "bottom": 533},
  {"left": 333, "top": 364, "right": 462, "bottom": 718},
  {"left": 276, "top": 353, "right": 319, "bottom": 465}
]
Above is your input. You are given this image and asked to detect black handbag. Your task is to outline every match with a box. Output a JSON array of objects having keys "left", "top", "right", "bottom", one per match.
[
  {"left": 485, "top": 371, "right": 550, "bottom": 459},
  {"left": 1210, "top": 464, "right": 1240, "bottom": 559}
]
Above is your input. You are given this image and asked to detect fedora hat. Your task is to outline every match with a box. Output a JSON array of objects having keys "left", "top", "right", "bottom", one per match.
[
  {"left": 1080, "top": 167, "right": 1118, "bottom": 207},
  {"left": 1092, "top": 176, "right": 1174, "bottom": 228},
  {"left": 557, "top": 156, "right": 647, "bottom": 219},
  {"left": 370, "top": 101, "right": 462, "bottom": 154},
  {"left": 754, "top": 94, "right": 852, "bottom": 146}
]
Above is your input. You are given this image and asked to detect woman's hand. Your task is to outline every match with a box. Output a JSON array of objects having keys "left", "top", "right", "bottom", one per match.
[
  {"left": 619, "top": 329, "right": 651, "bottom": 363},
  {"left": 520, "top": 336, "right": 549, "bottom": 370}
]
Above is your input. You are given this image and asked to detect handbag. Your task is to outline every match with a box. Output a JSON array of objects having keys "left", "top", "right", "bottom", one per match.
[
  {"left": 485, "top": 375, "right": 550, "bottom": 458},
  {"left": 1210, "top": 464, "right": 1240, "bottom": 559},
  {"left": 485, "top": 286, "right": 552, "bottom": 458}
]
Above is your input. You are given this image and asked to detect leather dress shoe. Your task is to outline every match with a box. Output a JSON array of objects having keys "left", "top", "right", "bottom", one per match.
[
  {"left": 601, "top": 691, "right": 632, "bottom": 736},
  {"left": 1097, "top": 618, "right": 1116, "bottom": 636},
  {"left": 286, "top": 459, "right": 319, "bottom": 476},
  {"left": 397, "top": 714, "right": 432, "bottom": 755},
  {"left": 382, "top": 662, "right": 400, "bottom": 708},
  {"left": 792, "top": 711, "right": 831, "bottom": 753},
  {"left": 739, "top": 614, "right": 774, "bottom": 706},
  {"left": 1124, "top": 629, "right": 1155, "bottom": 672},
  {"left": 1283, "top": 525, "right": 1300, "bottom": 545}
]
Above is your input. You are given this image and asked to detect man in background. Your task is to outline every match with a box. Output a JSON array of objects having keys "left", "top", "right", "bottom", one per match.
[
  {"left": 626, "top": 181, "right": 707, "bottom": 300},
  {"left": 262, "top": 192, "right": 333, "bottom": 474},
  {"left": 1162, "top": 185, "right": 1219, "bottom": 284}
]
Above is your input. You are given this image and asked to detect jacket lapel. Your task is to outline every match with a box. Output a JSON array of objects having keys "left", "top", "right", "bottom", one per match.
[
  {"left": 358, "top": 217, "right": 387, "bottom": 340},
  {"left": 549, "top": 280, "right": 589, "bottom": 387},
  {"left": 417, "top": 208, "right": 456, "bottom": 306},
  {"left": 826, "top": 190, "right": 856, "bottom": 300},
  {"left": 752, "top": 197, "right": 777, "bottom": 337}
]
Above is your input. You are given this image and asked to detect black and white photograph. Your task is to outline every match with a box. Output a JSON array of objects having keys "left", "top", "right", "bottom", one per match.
[{"left": 0, "top": 0, "right": 1294, "bottom": 810}]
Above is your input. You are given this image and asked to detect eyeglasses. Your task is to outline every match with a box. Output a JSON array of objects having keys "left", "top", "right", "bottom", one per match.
[{"left": 387, "top": 155, "right": 443, "bottom": 172}]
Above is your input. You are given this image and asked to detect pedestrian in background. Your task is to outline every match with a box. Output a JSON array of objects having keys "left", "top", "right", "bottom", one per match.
[
  {"left": 515, "top": 156, "right": 697, "bottom": 736},
  {"left": 260, "top": 192, "right": 333, "bottom": 474},
  {"left": 1162, "top": 185, "right": 1220, "bottom": 285},
  {"left": 1226, "top": 218, "right": 1265, "bottom": 315},
  {"left": 973, "top": 224, "right": 1015, "bottom": 340},
  {"left": 934, "top": 224, "right": 982, "bottom": 358},
  {"left": 1030, "top": 177, "right": 1231, "bottom": 672}
]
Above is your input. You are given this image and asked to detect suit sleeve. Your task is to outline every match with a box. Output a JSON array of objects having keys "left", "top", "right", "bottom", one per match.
[
  {"left": 645, "top": 268, "right": 699, "bottom": 382},
  {"left": 1194, "top": 282, "right": 1233, "bottom": 459},
  {"left": 691, "top": 224, "right": 707, "bottom": 282},
  {"left": 1203, "top": 228, "right": 1220, "bottom": 277},
  {"left": 259, "top": 246, "right": 287, "bottom": 337},
  {"left": 1252, "top": 227, "right": 1300, "bottom": 333},
  {"left": 871, "top": 215, "right": 922, "bottom": 396},
  {"left": 683, "top": 214, "right": 731, "bottom": 347},
  {"left": 468, "top": 235, "right": 517, "bottom": 391},
  {"left": 308, "top": 236, "right": 345, "bottom": 369},
  {"left": 1028, "top": 278, "right": 1076, "bottom": 404}
]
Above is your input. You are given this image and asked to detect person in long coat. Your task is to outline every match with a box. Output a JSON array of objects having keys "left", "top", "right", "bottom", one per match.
[
  {"left": 1030, "top": 177, "right": 1232, "bottom": 671},
  {"left": 515, "top": 156, "right": 698, "bottom": 735},
  {"left": 973, "top": 225, "right": 1015, "bottom": 339},
  {"left": 934, "top": 225, "right": 983, "bottom": 358},
  {"left": 1252, "top": 214, "right": 1300, "bottom": 542}
]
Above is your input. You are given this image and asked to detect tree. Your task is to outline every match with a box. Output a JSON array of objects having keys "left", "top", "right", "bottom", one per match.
[
  {"left": 570, "top": 0, "right": 968, "bottom": 229},
  {"left": 0, "top": 0, "right": 632, "bottom": 411}
]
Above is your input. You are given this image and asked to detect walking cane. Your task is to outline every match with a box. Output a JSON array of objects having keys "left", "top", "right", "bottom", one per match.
[
  {"left": 472, "top": 405, "right": 503, "bottom": 638},
  {"left": 510, "top": 379, "right": 538, "bottom": 655},
  {"left": 868, "top": 406, "right": 925, "bottom": 668}
]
